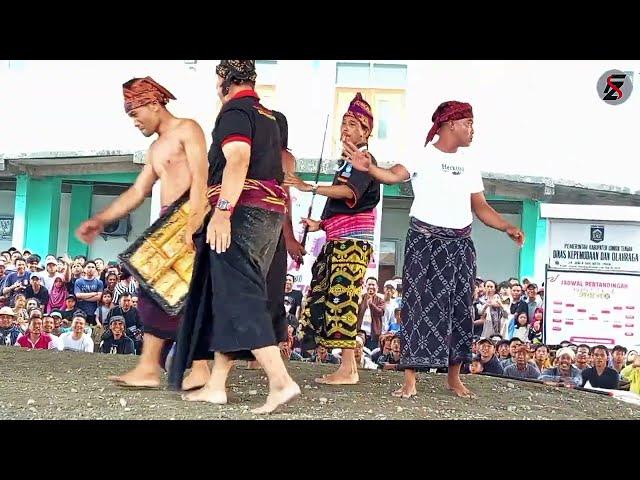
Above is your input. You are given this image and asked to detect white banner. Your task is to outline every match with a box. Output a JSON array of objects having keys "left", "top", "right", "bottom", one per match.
[
  {"left": 548, "top": 220, "right": 640, "bottom": 273},
  {"left": 544, "top": 269, "right": 640, "bottom": 350},
  {"left": 286, "top": 182, "right": 383, "bottom": 298}
]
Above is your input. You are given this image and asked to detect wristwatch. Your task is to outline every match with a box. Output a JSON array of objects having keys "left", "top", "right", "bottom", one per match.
[{"left": 216, "top": 198, "right": 234, "bottom": 214}]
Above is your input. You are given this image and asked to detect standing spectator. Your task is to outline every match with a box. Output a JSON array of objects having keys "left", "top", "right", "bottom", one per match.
[
  {"left": 611, "top": 345, "right": 627, "bottom": 375},
  {"left": 16, "top": 314, "right": 53, "bottom": 349},
  {"left": 0, "top": 306, "right": 21, "bottom": 346},
  {"left": 539, "top": 347, "right": 582, "bottom": 387},
  {"left": 41, "top": 256, "right": 59, "bottom": 292},
  {"left": 107, "top": 293, "right": 141, "bottom": 335},
  {"left": 356, "top": 277, "right": 385, "bottom": 350},
  {"left": 381, "top": 280, "right": 398, "bottom": 334},
  {"left": 283, "top": 274, "right": 303, "bottom": 319},
  {"left": 66, "top": 262, "right": 84, "bottom": 295},
  {"left": 111, "top": 267, "right": 137, "bottom": 307},
  {"left": 46, "top": 275, "right": 67, "bottom": 314},
  {"left": 58, "top": 312, "right": 94, "bottom": 353},
  {"left": 580, "top": 345, "right": 619, "bottom": 389},
  {"left": 41, "top": 313, "right": 60, "bottom": 350},
  {"left": 13, "top": 294, "right": 29, "bottom": 331},
  {"left": 25, "top": 273, "right": 50, "bottom": 308},
  {"left": 283, "top": 297, "right": 298, "bottom": 331},
  {"left": 100, "top": 316, "right": 135, "bottom": 355},
  {"left": 472, "top": 283, "right": 485, "bottom": 337},
  {"left": 532, "top": 344, "right": 552, "bottom": 372},
  {"left": 377, "top": 336, "right": 401, "bottom": 370},
  {"left": 508, "top": 311, "right": 530, "bottom": 342},
  {"left": 621, "top": 354, "right": 640, "bottom": 395},
  {"left": 528, "top": 319, "right": 543, "bottom": 344},
  {"left": 475, "top": 338, "right": 504, "bottom": 375},
  {"left": 73, "top": 255, "right": 87, "bottom": 267},
  {"left": 95, "top": 290, "right": 114, "bottom": 327},
  {"left": 0, "top": 259, "right": 8, "bottom": 291},
  {"left": 73, "top": 260, "right": 104, "bottom": 326},
  {"left": 575, "top": 344, "right": 591, "bottom": 371},
  {"left": 25, "top": 255, "right": 40, "bottom": 273},
  {"left": 2, "top": 257, "right": 30, "bottom": 306},
  {"left": 480, "top": 280, "right": 508, "bottom": 338},
  {"left": 503, "top": 345, "right": 541, "bottom": 379},
  {"left": 94, "top": 258, "right": 105, "bottom": 278},
  {"left": 131, "top": 296, "right": 139, "bottom": 308},
  {"left": 525, "top": 283, "right": 543, "bottom": 324},
  {"left": 475, "top": 278, "right": 487, "bottom": 305},
  {"left": 103, "top": 273, "right": 119, "bottom": 298},
  {"left": 509, "top": 283, "right": 528, "bottom": 318}
]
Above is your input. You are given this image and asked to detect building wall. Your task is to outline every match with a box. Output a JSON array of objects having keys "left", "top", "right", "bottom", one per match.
[
  {"left": 0, "top": 190, "right": 16, "bottom": 251},
  {"left": 87, "top": 195, "right": 151, "bottom": 262}
]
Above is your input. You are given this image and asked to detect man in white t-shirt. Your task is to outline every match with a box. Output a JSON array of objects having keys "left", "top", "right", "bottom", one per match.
[
  {"left": 345, "top": 100, "right": 524, "bottom": 399},
  {"left": 58, "top": 312, "right": 94, "bottom": 353}
]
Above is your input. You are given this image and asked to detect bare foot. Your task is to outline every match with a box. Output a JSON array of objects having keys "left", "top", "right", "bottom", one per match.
[
  {"left": 392, "top": 385, "right": 417, "bottom": 398},
  {"left": 181, "top": 365, "right": 210, "bottom": 391},
  {"left": 108, "top": 367, "right": 161, "bottom": 388},
  {"left": 251, "top": 382, "right": 301, "bottom": 415},
  {"left": 181, "top": 384, "right": 228, "bottom": 404},
  {"left": 447, "top": 379, "right": 476, "bottom": 398},
  {"left": 314, "top": 371, "right": 359, "bottom": 385}
]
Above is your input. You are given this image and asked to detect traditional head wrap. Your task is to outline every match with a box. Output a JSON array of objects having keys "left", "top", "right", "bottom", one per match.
[
  {"left": 425, "top": 101, "right": 473, "bottom": 145},
  {"left": 216, "top": 60, "right": 257, "bottom": 96},
  {"left": 343, "top": 92, "right": 373, "bottom": 135},
  {"left": 555, "top": 347, "right": 576, "bottom": 361},
  {"left": 123, "top": 77, "right": 176, "bottom": 114}
]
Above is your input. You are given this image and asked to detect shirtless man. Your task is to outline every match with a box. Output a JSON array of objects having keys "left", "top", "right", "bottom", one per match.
[{"left": 76, "top": 77, "right": 210, "bottom": 389}]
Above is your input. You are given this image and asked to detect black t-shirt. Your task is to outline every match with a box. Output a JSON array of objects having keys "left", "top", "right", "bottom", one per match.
[
  {"left": 321, "top": 149, "right": 381, "bottom": 220},
  {"left": 208, "top": 90, "right": 283, "bottom": 186},
  {"left": 100, "top": 335, "right": 135, "bottom": 355},
  {"left": 107, "top": 307, "right": 141, "bottom": 333},
  {"left": 581, "top": 367, "right": 619, "bottom": 389},
  {"left": 510, "top": 299, "right": 528, "bottom": 316},
  {"left": 284, "top": 289, "right": 303, "bottom": 316},
  {"left": 61, "top": 308, "right": 76, "bottom": 322},
  {"left": 25, "top": 285, "right": 49, "bottom": 307}
]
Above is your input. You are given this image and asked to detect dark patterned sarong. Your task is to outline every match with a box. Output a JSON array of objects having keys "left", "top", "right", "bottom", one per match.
[
  {"left": 399, "top": 217, "right": 476, "bottom": 370},
  {"left": 297, "top": 239, "right": 372, "bottom": 350}
]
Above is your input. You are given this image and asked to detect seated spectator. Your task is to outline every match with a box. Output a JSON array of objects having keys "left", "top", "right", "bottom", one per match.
[
  {"left": 575, "top": 344, "right": 591, "bottom": 371},
  {"left": 0, "top": 306, "right": 21, "bottom": 346},
  {"left": 99, "top": 316, "right": 135, "bottom": 355},
  {"left": 581, "top": 345, "right": 619, "bottom": 389},
  {"left": 354, "top": 336, "right": 378, "bottom": 370},
  {"left": 371, "top": 333, "right": 393, "bottom": 364},
  {"left": 503, "top": 345, "right": 541, "bottom": 379},
  {"left": 57, "top": 312, "right": 94, "bottom": 353},
  {"left": 495, "top": 339, "right": 510, "bottom": 362},
  {"left": 621, "top": 354, "right": 640, "bottom": 395},
  {"left": 539, "top": 347, "right": 582, "bottom": 387},
  {"left": 469, "top": 357, "right": 484, "bottom": 374},
  {"left": 61, "top": 294, "right": 78, "bottom": 323},
  {"left": 532, "top": 344, "right": 552, "bottom": 372},
  {"left": 16, "top": 313, "right": 54, "bottom": 349},
  {"left": 377, "top": 336, "right": 401, "bottom": 371},
  {"left": 501, "top": 338, "right": 523, "bottom": 369},
  {"left": 310, "top": 344, "right": 340, "bottom": 365},
  {"left": 41, "top": 313, "right": 60, "bottom": 350},
  {"left": 508, "top": 311, "right": 530, "bottom": 342},
  {"left": 387, "top": 307, "right": 402, "bottom": 334},
  {"left": 476, "top": 338, "right": 504, "bottom": 375},
  {"left": 610, "top": 345, "right": 627, "bottom": 374}
]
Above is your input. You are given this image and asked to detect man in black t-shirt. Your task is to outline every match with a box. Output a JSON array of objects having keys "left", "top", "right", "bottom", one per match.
[
  {"left": 581, "top": 345, "right": 619, "bottom": 389},
  {"left": 284, "top": 92, "right": 380, "bottom": 386},
  {"left": 284, "top": 274, "right": 303, "bottom": 319},
  {"left": 169, "top": 60, "right": 299, "bottom": 414}
]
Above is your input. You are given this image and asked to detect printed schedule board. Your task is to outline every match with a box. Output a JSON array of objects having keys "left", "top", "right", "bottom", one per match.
[{"left": 544, "top": 269, "right": 640, "bottom": 350}]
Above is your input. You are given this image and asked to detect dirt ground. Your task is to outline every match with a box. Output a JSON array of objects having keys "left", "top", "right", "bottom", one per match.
[{"left": 1, "top": 348, "right": 638, "bottom": 420}]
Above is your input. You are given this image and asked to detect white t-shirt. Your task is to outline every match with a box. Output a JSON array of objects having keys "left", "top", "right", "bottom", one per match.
[
  {"left": 58, "top": 332, "right": 94, "bottom": 353},
  {"left": 361, "top": 307, "right": 372, "bottom": 335},
  {"left": 404, "top": 144, "right": 484, "bottom": 229}
]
